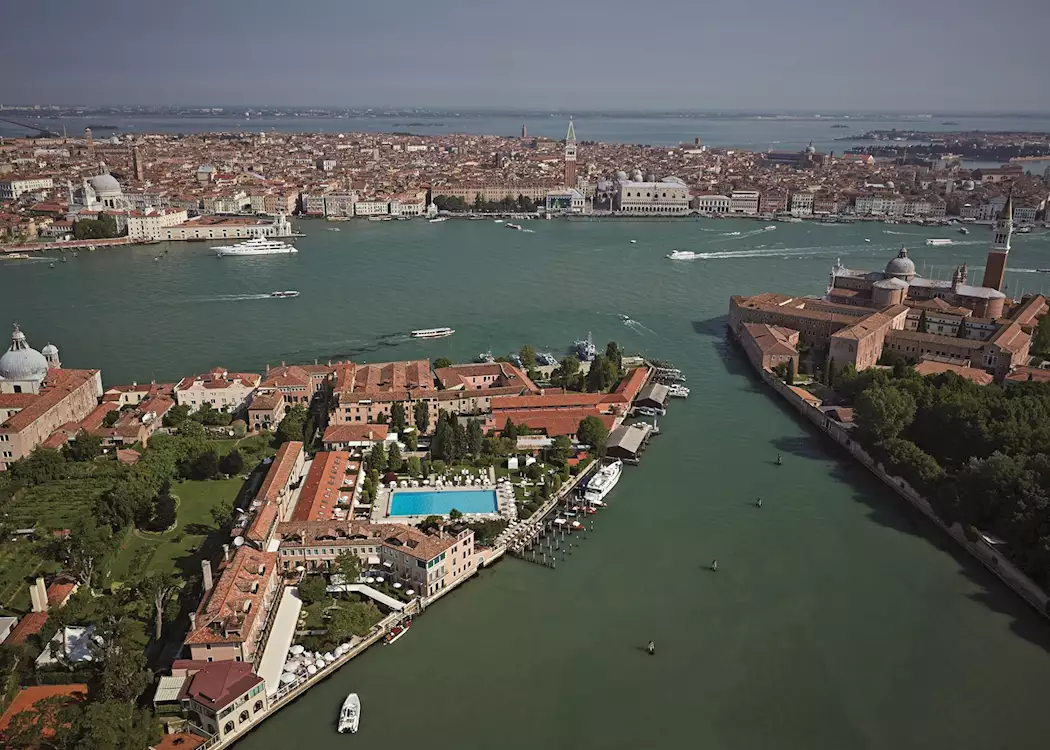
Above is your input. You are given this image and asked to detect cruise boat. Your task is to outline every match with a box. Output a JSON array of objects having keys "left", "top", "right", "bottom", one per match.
[
  {"left": 212, "top": 237, "right": 297, "bottom": 257},
  {"left": 270, "top": 290, "right": 299, "bottom": 298},
  {"left": 410, "top": 327, "right": 455, "bottom": 339},
  {"left": 573, "top": 332, "right": 596, "bottom": 362},
  {"left": 338, "top": 693, "right": 360, "bottom": 734},
  {"left": 925, "top": 238, "right": 953, "bottom": 246},
  {"left": 384, "top": 620, "right": 411, "bottom": 645},
  {"left": 666, "top": 250, "right": 700, "bottom": 260},
  {"left": 584, "top": 460, "right": 623, "bottom": 503}
]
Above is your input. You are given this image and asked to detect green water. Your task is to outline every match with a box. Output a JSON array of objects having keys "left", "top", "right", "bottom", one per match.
[{"left": 4, "top": 218, "right": 1050, "bottom": 748}]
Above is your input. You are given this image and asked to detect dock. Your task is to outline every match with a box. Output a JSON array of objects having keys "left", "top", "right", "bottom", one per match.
[{"left": 1, "top": 237, "right": 153, "bottom": 253}]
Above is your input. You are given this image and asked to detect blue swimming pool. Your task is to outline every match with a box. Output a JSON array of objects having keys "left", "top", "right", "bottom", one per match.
[{"left": 389, "top": 489, "right": 498, "bottom": 516}]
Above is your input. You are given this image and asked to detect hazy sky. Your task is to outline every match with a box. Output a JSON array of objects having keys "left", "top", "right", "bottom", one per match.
[{"left": 3, "top": 0, "right": 1047, "bottom": 111}]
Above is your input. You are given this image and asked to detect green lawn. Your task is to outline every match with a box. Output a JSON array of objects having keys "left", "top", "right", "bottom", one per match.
[{"left": 106, "top": 477, "right": 243, "bottom": 584}]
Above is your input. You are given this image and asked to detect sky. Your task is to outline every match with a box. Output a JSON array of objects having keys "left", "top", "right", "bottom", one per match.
[{"left": 2, "top": 0, "right": 1048, "bottom": 112}]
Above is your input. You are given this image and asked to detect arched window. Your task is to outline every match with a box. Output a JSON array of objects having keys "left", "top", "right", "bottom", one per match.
[
  {"left": 254, "top": 700, "right": 264, "bottom": 713},
  {"left": 224, "top": 721, "right": 235, "bottom": 734},
  {"left": 239, "top": 710, "right": 250, "bottom": 723}
]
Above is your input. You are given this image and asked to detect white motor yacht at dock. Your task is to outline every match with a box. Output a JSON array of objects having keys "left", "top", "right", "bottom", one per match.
[{"left": 584, "top": 460, "right": 623, "bottom": 503}]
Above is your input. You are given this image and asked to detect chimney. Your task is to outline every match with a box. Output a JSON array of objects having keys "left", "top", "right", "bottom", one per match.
[
  {"left": 202, "top": 559, "right": 213, "bottom": 592},
  {"left": 29, "top": 576, "right": 48, "bottom": 613},
  {"left": 223, "top": 544, "right": 230, "bottom": 562},
  {"left": 266, "top": 363, "right": 270, "bottom": 374},
  {"left": 189, "top": 612, "right": 197, "bottom": 630}
]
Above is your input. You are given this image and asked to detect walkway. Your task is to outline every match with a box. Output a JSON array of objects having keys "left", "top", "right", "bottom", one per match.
[
  {"left": 327, "top": 582, "right": 405, "bottom": 611},
  {"left": 255, "top": 588, "right": 303, "bottom": 697},
  {"left": 1, "top": 237, "right": 145, "bottom": 253}
]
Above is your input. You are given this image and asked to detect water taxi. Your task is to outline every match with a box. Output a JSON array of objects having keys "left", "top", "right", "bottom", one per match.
[{"left": 410, "top": 327, "right": 455, "bottom": 339}]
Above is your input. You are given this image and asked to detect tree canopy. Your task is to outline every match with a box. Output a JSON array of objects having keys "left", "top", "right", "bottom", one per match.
[
  {"left": 276, "top": 404, "right": 309, "bottom": 444},
  {"left": 577, "top": 416, "right": 609, "bottom": 454}
]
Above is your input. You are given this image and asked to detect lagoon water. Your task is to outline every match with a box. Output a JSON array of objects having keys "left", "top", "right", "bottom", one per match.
[{"left": 4, "top": 218, "right": 1050, "bottom": 748}]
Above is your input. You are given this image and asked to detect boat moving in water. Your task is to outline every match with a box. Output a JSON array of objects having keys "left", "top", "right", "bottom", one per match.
[
  {"left": 270, "top": 290, "right": 299, "bottom": 298},
  {"left": 428, "top": 216, "right": 449, "bottom": 223},
  {"left": 410, "top": 327, "right": 455, "bottom": 339},
  {"left": 667, "top": 250, "right": 700, "bottom": 260},
  {"left": 213, "top": 237, "right": 297, "bottom": 257},
  {"left": 584, "top": 460, "right": 623, "bottom": 503},
  {"left": 338, "top": 693, "right": 360, "bottom": 733},
  {"left": 925, "top": 238, "right": 953, "bottom": 246}
]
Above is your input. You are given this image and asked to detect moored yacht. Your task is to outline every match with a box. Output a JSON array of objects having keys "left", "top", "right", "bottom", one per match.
[
  {"left": 584, "top": 460, "right": 623, "bottom": 503},
  {"left": 338, "top": 693, "right": 360, "bottom": 733},
  {"left": 213, "top": 236, "right": 297, "bottom": 257}
]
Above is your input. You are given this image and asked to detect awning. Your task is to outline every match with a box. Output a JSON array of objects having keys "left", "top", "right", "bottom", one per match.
[
  {"left": 367, "top": 556, "right": 380, "bottom": 566},
  {"left": 382, "top": 561, "right": 392, "bottom": 568}
]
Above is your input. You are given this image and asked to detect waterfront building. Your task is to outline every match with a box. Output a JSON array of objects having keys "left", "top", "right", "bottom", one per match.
[
  {"left": 321, "top": 423, "right": 390, "bottom": 451},
  {"left": 982, "top": 192, "right": 1013, "bottom": 292},
  {"left": 729, "top": 190, "right": 760, "bottom": 215},
  {"left": 125, "top": 207, "right": 188, "bottom": 240},
  {"left": 692, "top": 194, "right": 730, "bottom": 214},
  {"left": 174, "top": 367, "right": 261, "bottom": 414},
  {"left": 290, "top": 451, "right": 361, "bottom": 523},
  {"left": 354, "top": 199, "right": 390, "bottom": 216},
  {"left": 260, "top": 363, "right": 334, "bottom": 406},
  {"left": 275, "top": 520, "right": 477, "bottom": 597},
  {"left": 183, "top": 546, "right": 280, "bottom": 663},
  {"left": 563, "top": 119, "right": 577, "bottom": 188},
  {"left": 66, "top": 165, "right": 132, "bottom": 214},
  {"left": 0, "top": 327, "right": 102, "bottom": 472},
  {"left": 89, "top": 393, "right": 174, "bottom": 448},
  {"left": 615, "top": 177, "right": 690, "bottom": 214},
  {"left": 736, "top": 324, "right": 801, "bottom": 372},
  {"left": 244, "top": 441, "right": 306, "bottom": 549},
  {"left": 0, "top": 176, "right": 54, "bottom": 200},
  {"left": 180, "top": 660, "right": 268, "bottom": 742},
  {"left": 161, "top": 214, "right": 294, "bottom": 241},
  {"left": 790, "top": 192, "right": 815, "bottom": 217},
  {"left": 545, "top": 188, "right": 587, "bottom": 214}
]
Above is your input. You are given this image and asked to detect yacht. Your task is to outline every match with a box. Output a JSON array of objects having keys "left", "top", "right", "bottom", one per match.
[
  {"left": 410, "top": 327, "right": 455, "bottom": 339},
  {"left": 584, "top": 460, "right": 623, "bottom": 503},
  {"left": 270, "top": 290, "right": 299, "bottom": 298},
  {"left": 666, "top": 250, "right": 700, "bottom": 260},
  {"left": 573, "top": 332, "right": 596, "bottom": 362},
  {"left": 338, "top": 693, "right": 360, "bottom": 734},
  {"left": 925, "top": 238, "right": 953, "bottom": 246},
  {"left": 537, "top": 352, "right": 558, "bottom": 367},
  {"left": 668, "top": 384, "right": 690, "bottom": 398},
  {"left": 213, "top": 237, "right": 297, "bottom": 257}
]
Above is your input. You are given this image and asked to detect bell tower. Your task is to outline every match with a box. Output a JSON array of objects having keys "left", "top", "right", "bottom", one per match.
[
  {"left": 982, "top": 190, "right": 1013, "bottom": 291},
  {"left": 563, "top": 118, "right": 577, "bottom": 188}
]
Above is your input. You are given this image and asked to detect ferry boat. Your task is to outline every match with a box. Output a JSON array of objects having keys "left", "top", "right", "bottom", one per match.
[
  {"left": 384, "top": 620, "right": 411, "bottom": 645},
  {"left": 925, "top": 238, "right": 953, "bottom": 246},
  {"left": 212, "top": 237, "right": 297, "bottom": 257},
  {"left": 573, "top": 332, "right": 596, "bottom": 362},
  {"left": 338, "top": 693, "right": 360, "bottom": 734},
  {"left": 668, "top": 384, "right": 690, "bottom": 398},
  {"left": 270, "top": 290, "right": 299, "bottom": 298},
  {"left": 584, "top": 460, "right": 623, "bottom": 503},
  {"left": 666, "top": 250, "right": 700, "bottom": 260},
  {"left": 537, "top": 352, "right": 557, "bottom": 367},
  {"left": 410, "top": 327, "right": 455, "bottom": 339}
]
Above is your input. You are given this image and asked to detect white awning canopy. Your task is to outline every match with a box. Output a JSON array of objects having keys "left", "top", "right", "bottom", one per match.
[{"left": 367, "top": 556, "right": 380, "bottom": 565}]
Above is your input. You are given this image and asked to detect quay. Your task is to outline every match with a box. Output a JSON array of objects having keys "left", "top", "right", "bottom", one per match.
[{"left": 0, "top": 236, "right": 152, "bottom": 253}]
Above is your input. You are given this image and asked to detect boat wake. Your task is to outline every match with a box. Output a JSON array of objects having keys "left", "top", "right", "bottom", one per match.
[
  {"left": 198, "top": 293, "right": 276, "bottom": 302},
  {"left": 1007, "top": 268, "right": 1040, "bottom": 274},
  {"left": 625, "top": 319, "right": 658, "bottom": 336},
  {"left": 689, "top": 244, "right": 873, "bottom": 260}
]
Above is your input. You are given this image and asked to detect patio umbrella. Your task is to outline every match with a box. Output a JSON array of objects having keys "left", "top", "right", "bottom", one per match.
[
  {"left": 406, "top": 590, "right": 415, "bottom": 596},
  {"left": 290, "top": 645, "right": 305, "bottom": 656},
  {"left": 306, "top": 665, "right": 317, "bottom": 676},
  {"left": 366, "top": 577, "right": 375, "bottom": 583},
  {"left": 376, "top": 576, "right": 385, "bottom": 583},
  {"left": 393, "top": 583, "right": 402, "bottom": 589},
  {"left": 280, "top": 672, "right": 297, "bottom": 685}
]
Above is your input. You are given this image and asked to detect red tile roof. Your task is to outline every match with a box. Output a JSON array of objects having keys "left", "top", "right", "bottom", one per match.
[
  {"left": 0, "top": 684, "right": 87, "bottom": 739},
  {"left": 152, "top": 732, "right": 207, "bottom": 750},
  {"left": 182, "top": 661, "right": 262, "bottom": 711},
  {"left": 492, "top": 393, "right": 606, "bottom": 411},
  {"left": 3, "top": 612, "right": 49, "bottom": 645},
  {"left": 322, "top": 423, "right": 389, "bottom": 444},
  {"left": 292, "top": 451, "right": 354, "bottom": 522},
  {"left": 914, "top": 360, "right": 994, "bottom": 385},
  {"left": 494, "top": 409, "right": 614, "bottom": 437},
  {"left": 184, "top": 546, "right": 276, "bottom": 646}
]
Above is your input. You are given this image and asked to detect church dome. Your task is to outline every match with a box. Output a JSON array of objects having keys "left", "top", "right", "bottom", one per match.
[
  {"left": 805, "top": 142, "right": 816, "bottom": 154},
  {"left": 873, "top": 277, "right": 909, "bottom": 290},
  {"left": 88, "top": 173, "right": 121, "bottom": 196},
  {"left": 885, "top": 247, "right": 916, "bottom": 279},
  {"left": 41, "top": 343, "right": 58, "bottom": 358},
  {"left": 0, "top": 325, "right": 49, "bottom": 382}
]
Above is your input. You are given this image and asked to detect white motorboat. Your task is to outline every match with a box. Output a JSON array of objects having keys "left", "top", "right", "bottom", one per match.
[
  {"left": 666, "top": 250, "right": 700, "bottom": 260},
  {"left": 410, "top": 327, "right": 455, "bottom": 339},
  {"left": 926, "top": 238, "right": 953, "bottom": 246},
  {"left": 338, "top": 693, "right": 360, "bottom": 734},
  {"left": 668, "top": 384, "right": 690, "bottom": 398},
  {"left": 764, "top": 225, "right": 777, "bottom": 230},
  {"left": 213, "top": 237, "right": 297, "bottom": 257},
  {"left": 584, "top": 460, "right": 623, "bottom": 503},
  {"left": 270, "top": 290, "right": 299, "bottom": 298},
  {"left": 505, "top": 223, "right": 523, "bottom": 230},
  {"left": 537, "top": 352, "right": 557, "bottom": 367},
  {"left": 428, "top": 217, "right": 449, "bottom": 223},
  {"left": 384, "top": 619, "right": 412, "bottom": 644},
  {"left": 635, "top": 406, "right": 665, "bottom": 417}
]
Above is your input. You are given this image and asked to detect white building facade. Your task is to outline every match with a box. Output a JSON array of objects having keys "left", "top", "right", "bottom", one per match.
[{"left": 729, "top": 190, "right": 760, "bottom": 215}]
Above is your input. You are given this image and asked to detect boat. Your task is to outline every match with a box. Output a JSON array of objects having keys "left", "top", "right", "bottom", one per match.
[
  {"left": 629, "top": 239, "right": 637, "bottom": 244},
  {"left": 213, "top": 237, "right": 297, "bottom": 257},
  {"left": 958, "top": 227, "right": 969, "bottom": 235},
  {"left": 1017, "top": 225, "right": 1033, "bottom": 234},
  {"left": 635, "top": 406, "right": 665, "bottom": 417},
  {"left": 270, "top": 290, "right": 300, "bottom": 298},
  {"left": 573, "top": 332, "right": 596, "bottom": 362},
  {"left": 668, "top": 384, "right": 690, "bottom": 398},
  {"left": 666, "top": 250, "right": 700, "bottom": 260},
  {"left": 726, "top": 231, "right": 741, "bottom": 236},
  {"left": 428, "top": 217, "right": 448, "bottom": 223},
  {"left": 410, "top": 327, "right": 455, "bottom": 339},
  {"left": 1037, "top": 269, "right": 1050, "bottom": 274},
  {"left": 505, "top": 223, "right": 523, "bottom": 231},
  {"left": 584, "top": 460, "right": 623, "bottom": 503},
  {"left": 338, "top": 693, "right": 360, "bottom": 734},
  {"left": 509, "top": 353, "right": 523, "bottom": 366},
  {"left": 493, "top": 219, "right": 504, "bottom": 224},
  {"left": 764, "top": 225, "right": 777, "bottom": 230},
  {"left": 327, "top": 227, "right": 341, "bottom": 232},
  {"left": 384, "top": 620, "right": 411, "bottom": 645},
  {"left": 925, "top": 238, "right": 953, "bottom": 246},
  {"left": 0, "top": 253, "right": 31, "bottom": 260},
  {"left": 477, "top": 350, "right": 495, "bottom": 363},
  {"left": 864, "top": 238, "right": 871, "bottom": 243},
  {"left": 537, "top": 352, "right": 557, "bottom": 367}
]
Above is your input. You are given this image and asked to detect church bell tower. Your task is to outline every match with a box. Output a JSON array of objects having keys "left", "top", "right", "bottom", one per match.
[
  {"left": 981, "top": 190, "right": 1013, "bottom": 292},
  {"left": 563, "top": 118, "right": 577, "bottom": 188}
]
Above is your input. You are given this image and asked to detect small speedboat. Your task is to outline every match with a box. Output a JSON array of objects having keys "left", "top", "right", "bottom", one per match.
[
  {"left": 629, "top": 239, "right": 637, "bottom": 244},
  {"left": 864, "top": 238, "right": 871, "bottom": 243},
  {"left": 338, "top": 693, "right": 360, "bottom": 733},
  {"left": 384, "top": 620, "right": 411, "bottom": 645}
]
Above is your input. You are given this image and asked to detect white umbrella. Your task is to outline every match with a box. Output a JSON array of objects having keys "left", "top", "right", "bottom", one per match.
[
  {"left": 324, "top": 653, "right": 336, "bottom": 663},
  {"left": 290, "top": 644, "right": 305, "bottom": 656},
  {"left": 314, "top": 659, "right": 326, "bottom": 669},
  {"left": 306, "top": 665, "right": 317, "bottom": 676},
  {"left": 366, "top": 577, "right": 375, "bottom": 584},
  {"left": 284, "top": 659, "right": 302, "bottom": 672},
  {"left": 553, "top": 518, "right": 567, "bottom": 525},
  {"left": 281, "top": 672, "right": 297, "bottom": 685},
  {"left": 376, "top": 576, "right": 385, "bottom": 583},
  {"left": 393, "top": 582, "right": 402, "bottom": 589},
  {"left": 406, "top": 589, "right": 415, "bottom": 596}
]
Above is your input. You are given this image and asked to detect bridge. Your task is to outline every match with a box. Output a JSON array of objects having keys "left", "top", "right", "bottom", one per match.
[{"left": 0, "top": 117, "right": 59, "bottom": 137}]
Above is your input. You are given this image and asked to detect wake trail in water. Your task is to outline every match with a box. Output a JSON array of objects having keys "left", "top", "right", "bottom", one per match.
[
  {"left": 691, "top": 244, "right": 874, "bottom": 260},
  {"left": 625, "top": 319, "right": 658, "bottom": 336},
  {"left": 197, "top": 293, "right": 275, "bottom": 302}
]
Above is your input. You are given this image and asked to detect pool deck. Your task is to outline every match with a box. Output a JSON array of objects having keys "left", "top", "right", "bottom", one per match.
[{"left": 372, "top": 474, "right": 517, "bottom": 526}]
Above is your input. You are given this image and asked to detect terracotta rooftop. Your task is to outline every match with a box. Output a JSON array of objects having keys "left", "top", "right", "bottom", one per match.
[
  {"left": 322, "top": 423, "right": 389, "bottom": 444},
  {"left": 492, "top": 393, "right": 606, "bottom": 411},
  {"left": 175, "top": 367, "right": 261, "bottom": 392},
  {"left": 914, "top": 360, "right": 994, "bottom": 385},
  {"left": 493, "top": 408, "right": 615, "bottom": 437},
  {"left": 0, "top": 369, "right": 99, "bottom": 433},
  {"left": 183, "top": 546, "right": 276, "bottom": 646},
  {"left": 292, "top": 451, "right": 354, "bottom": 522},
  {"left": 3, "top": 612, "right": 49, "bottom": 645},
  {"left": 0, "top": 684, "right": 87, "bottom": 739},
  {"left": 277, "top": 519, "right": 461, "bottom": 563},
  {"left": 248, "top": 391, "right": 284, "bottom": 411},
  {"left": 181, "top": 661, "right": 262, "bottom": 711},
  {"left": 246, "top": 441, "right": 303, "bottom": 544}
]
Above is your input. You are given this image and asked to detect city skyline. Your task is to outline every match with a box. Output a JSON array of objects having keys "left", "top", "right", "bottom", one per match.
[{"left": 2, "top": 0, "right": 1047, "bottom": 112}]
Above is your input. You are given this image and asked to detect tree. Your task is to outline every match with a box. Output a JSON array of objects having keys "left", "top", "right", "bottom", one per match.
[
  {"left": 413, "top": 399, "right": 430, "bottom": 432},
  {"left": 332, "top": 550, "right": 361, "bottom": 584},
  {"left": 65, "top": 431, "right": 102, "bottom": 462},
  {"left": 550, "top": 434, "right": 572, "bottom": 465},
  {"left": 162, "top": 403, "right": 191, "bottom": 427},
  {"left": 552, "top": 356, "right": 582, "bottom": 391},
  {"left": 526, "top": 462, "right": 543, "bottom": 481},
  {"left": 466, "top": 419, "right": 483, "bottom": 456},
  {"left": 8, "top": 447, "right": 67, "bottom": 485},
  {"left": 855, "top": 385, "right": 916, "bottom": 442},
  {"left": 419, "top": 515, "right": 444, "bottom": 533},
  {"left": 189, "top": 450, "right": 220, "bottom": 481},
  {"left": 95, "top": 472, "right": 156, "bottom": 530},
  {"left": 147, "top": 482, "right": 177, "bottom": 531},
  {"left": 404, "top": 430, "right": 418, "bottom": 451},
  {"left": 298, "top": 574, "right": 328, "bottom": 605},
  {"left": 586, "top": 354, "right": 614, "bottom": 392},
  {"left": 3, "top": 693, "right": 81, "bottom": 750},
  {"left": 577, "top": 415, "right": 610, "bottom": 455},
  {"left": 387, "top": 441, "right": 403, "bottom": 472},
  {"left": 519, "top": 344, "right": 537, "bottom": 368},
  {"left": 1032, "top": 315, "right": 1050, "bottom": 355},
  {"left": 138, "top": 572, "right": 179, "bottom": 641},
  {"left": 406, "top": 456, "right": 421, "bottom": 475},
  {"left": 71, "top": 701, "right": 161, "bottom": 750},
  {"left": 501, "top": 417, "right": 518, "bottom": 441},
  {"left": 390, "top": 402, "right": 408, "bottom": 432},
  {"left": 434, "top": 357, "right": 453, "bottom": 370},
  {"left": 605, "top": 341, "right": 623, "bottom": 379},
  {"left": 210, "top": 499, "right": 234, "bottom": 530},
  {"left": 276, "top": 404, "right": 309, "bottom": 444},
  {"left": 786, "top": 357, "right": 796, "bottom": 385},
  {"left": 917, "top": 309, "right": 928, "bottom": 334},
  {"left": 90, "top": 605, "right": 151, "bottom": 704},
  {"left": 218, "top": 448, "right": 244, "bottom": 476},
  {"left": 957, "top": 316, "right": 969, "bottom": 340},
  {"left": 877, "top": 437, "right": 944, "bottom": 493},
  {"left": 369, "top": 442, "right": 388, "bottom": 473},
  {"left": 449, "top": 508, "right": 463, "bottom": 521},
  {"left": 59, "top": 516, "right": 112, "bottom": 588}
]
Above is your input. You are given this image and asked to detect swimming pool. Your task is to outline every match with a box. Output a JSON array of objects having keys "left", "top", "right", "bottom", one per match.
[{"left": 389, "top": 489, "right": 498, "bottom": 516}]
